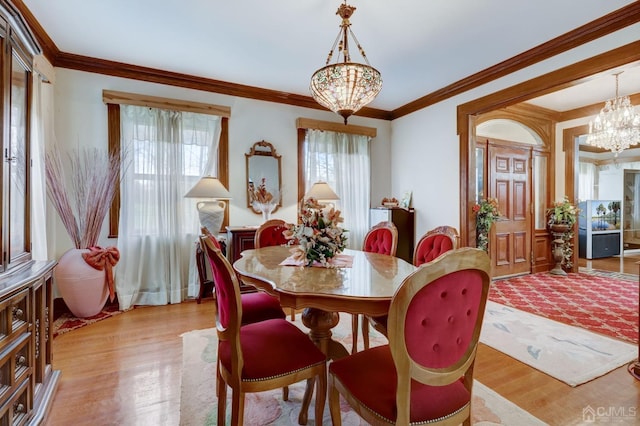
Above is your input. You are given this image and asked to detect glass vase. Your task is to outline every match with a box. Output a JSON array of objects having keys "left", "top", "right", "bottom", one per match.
[{"left": 254, "top": 202, "right": 276, "bottom": 223}]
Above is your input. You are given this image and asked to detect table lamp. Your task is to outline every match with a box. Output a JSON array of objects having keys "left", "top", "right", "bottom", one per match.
[
  {"left": 304, "top": 181, "right": 340, "bottom": 212},
  {"left": 184, "top": 176, "right": 231, "bottom": 234},
  {"left": 304, "top": 181, "right": 339, "bottom": 202}
]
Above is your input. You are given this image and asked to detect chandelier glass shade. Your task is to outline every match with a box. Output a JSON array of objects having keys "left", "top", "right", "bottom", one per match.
[
  {"left": 309, "top": 2, "right": 382, "bottom": 124},
  {"left": 585, "top": 73, "right": 640, "bottom": 156}
]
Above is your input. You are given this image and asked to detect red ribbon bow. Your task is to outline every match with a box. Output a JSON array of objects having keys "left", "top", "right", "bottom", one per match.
[{"left": 82, "top": 246, "right": 120, "bottom": 303}]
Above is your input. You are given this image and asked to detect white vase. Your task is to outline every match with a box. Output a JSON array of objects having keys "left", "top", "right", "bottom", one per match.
[
  {"left": 54, "top": 248, "right": 108, "bottom": 318},
  {"left": 253, "top": 202, "right": 277, "bottom": 223},
  {"left": 197, "top": 201, "right": 226, "bottom": 234}
]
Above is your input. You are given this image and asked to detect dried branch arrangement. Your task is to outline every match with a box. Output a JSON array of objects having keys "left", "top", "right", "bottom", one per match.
[{"left": 45, "top": 145, "right": 120, "bottom": 249}]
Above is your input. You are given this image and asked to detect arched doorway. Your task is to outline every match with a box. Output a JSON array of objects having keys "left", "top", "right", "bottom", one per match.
[
  {"left": 475, "top": 117, "right": 550, "bottom": 277},
  {"left": 458, "top": 42, "right": 640, "bottom": 275}
]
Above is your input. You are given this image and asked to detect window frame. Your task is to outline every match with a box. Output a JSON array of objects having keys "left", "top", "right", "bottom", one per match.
[{"left": 105, "top": 91, "right": 230, "bottom": 238}]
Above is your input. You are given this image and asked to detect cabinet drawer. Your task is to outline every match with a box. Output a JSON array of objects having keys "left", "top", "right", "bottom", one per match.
[
  {"left": 0, "top": 332, "right": 31, "bottom": 409},
  {"left": 0, "top": 376, "right": 31, "bottom": 426},
  {"left": 0, "top": 289, "right": 30, "bottom": 350}
]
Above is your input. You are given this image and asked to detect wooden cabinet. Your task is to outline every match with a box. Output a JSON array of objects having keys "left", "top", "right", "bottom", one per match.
[
  {"left": 226, "top": 226, "right": 258, "bottom": 264},
  {"left": 0, "top": 261, "right": 59, "bottom": 425},
  {"left": 226, "top": 227, "right": 258, "bottom": 293},
  {"left": 369, "top": 208, "right": 415, "bottom": 263}
]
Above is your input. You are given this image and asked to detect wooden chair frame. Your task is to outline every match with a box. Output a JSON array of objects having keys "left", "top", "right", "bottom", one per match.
[
  {"left": 254, "top": 219, "right": 289, "bottom": 248},
  {"left": 354, "top": 221, "right": 399, "bottom": 353},
  {"left": 329, "top": 248, "right": 491, "bottom": 425},
  {"left": 253, "top": 219, "right": 297, "bottom": 321},
  {"left": 200, "top": 236, "right": 327, "bottom": 425},
  {"left": 413, "top": 226, "right": 459, "bottom": 266}
]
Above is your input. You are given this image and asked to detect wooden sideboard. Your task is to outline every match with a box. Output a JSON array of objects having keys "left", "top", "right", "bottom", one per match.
[
  {"left": 0, "top": 261, "right": 59, "bottom": 425},
  {"left": 226, "top": 226, "right": 259, "bottom": 293},
  {"left": 226, "top": 226, "right": 258, "bottom": 264}
]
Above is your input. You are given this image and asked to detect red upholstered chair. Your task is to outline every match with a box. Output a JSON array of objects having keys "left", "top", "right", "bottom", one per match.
[
  {"left": 367, "top": 225, "right": 460, "bottom": 338},
  {"left": 413, "top": 225, "right": 459, "bottom": 267},
  {"left": 329, "top": 248, "right": 491, "bottom": 426},
  {"left": 201, "top": 227, "right": 286, "bottom": 325},
  {"left": 353, "top": 221, "right": 398, "bottom": 353},
  {"left": 254, "top": 219, "right": 290, "bottom": 248},
  {"left": 200, "top": 236, "right": 327, "bottom": 426},
  {"left": 254, "top": 219, "right": 297, "bottom": 320}
]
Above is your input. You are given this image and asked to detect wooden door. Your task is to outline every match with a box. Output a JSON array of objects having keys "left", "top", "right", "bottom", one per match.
[{"left": 489, "top": 144, "right": 532, "bottom": 277}]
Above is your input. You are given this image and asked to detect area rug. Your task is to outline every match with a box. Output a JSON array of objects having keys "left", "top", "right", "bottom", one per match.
[
  {"left": 489, "top": 271, "right": 638, "bottom": 343},
  {"left": 480, "top": 301, "right": 636, "bottom": 386},
  {"left": 180, "top": 314, "right": 547, "bottom": 425},
  {"left": 52, "top": 303, "right": 123, "bottom": 338}
]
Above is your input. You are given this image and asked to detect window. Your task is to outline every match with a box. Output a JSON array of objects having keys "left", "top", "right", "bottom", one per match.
[
  {"left": 104, "top": 93, "right": 230, "bottom": 309},
  {"left": 105, "top": 91, "right": 230, "bottom": 237},
  {"left": 297, "top": 118, "right": 376, "bottom": 249}
]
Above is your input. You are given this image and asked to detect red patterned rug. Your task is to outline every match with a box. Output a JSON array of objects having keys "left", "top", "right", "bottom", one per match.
[
  {"left": 490, "top": 271, "right": 638, "bottom": 343},
  {"left": 53, "top": 302, "right": 123, "bottom": 338}
]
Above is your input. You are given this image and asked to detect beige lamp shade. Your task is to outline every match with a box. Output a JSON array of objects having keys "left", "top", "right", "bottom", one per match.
[
  {"left": 305, "top": 181, "right": 340, "bottom": 201},
  {"left": 184, "top": 176, "right": 231, "bottom": 199}
]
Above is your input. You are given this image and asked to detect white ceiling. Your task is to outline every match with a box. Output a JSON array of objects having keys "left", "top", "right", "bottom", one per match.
[{"left": 21, "top": 0, "right": 640, "bottom": 112}]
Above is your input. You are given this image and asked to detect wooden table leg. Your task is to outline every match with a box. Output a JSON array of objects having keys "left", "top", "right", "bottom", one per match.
[
  {"left": 299, "top": 307, "right": 348, "bottom": 424},
  {"left": 301, "top": 307, "right": 348, "bottom": 360}
]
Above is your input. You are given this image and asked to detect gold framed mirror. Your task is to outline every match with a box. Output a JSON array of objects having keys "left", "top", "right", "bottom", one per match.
[{"left": 246, "top": 140, "right": 282, "bottom": 214}]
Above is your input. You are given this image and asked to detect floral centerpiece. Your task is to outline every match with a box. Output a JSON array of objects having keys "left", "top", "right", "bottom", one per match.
[
  {"left": 248, "top": 177, "right": 278, "bottom": 221},
  {"left": 284, "top": 198, "right": 348, "bottom": 266},
  {"left": 547, "top": 196, "right": 579, "bottom": 269},
  {"left": 473, "top": 197, "right": 500, "bottom": 252}
]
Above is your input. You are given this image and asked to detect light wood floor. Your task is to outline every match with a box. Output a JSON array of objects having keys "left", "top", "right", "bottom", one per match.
[
  {"left": 45, "top": 295, "right": 639, "bottom": 426},
  {"left": 578, "top": 250, "right": 640, "bottom": 275}
]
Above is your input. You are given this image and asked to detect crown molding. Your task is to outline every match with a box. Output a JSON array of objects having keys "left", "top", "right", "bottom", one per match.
[
  {"left": 391, "top": 2, "right": 640, "bottom": 120},
  {"left": 12, "top": 1, "right": 640, "bottom": 122}
]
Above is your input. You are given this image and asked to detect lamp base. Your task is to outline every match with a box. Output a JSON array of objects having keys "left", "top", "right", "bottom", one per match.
[{"left": 197, "top": 201, "right": 225, "bottom": 234}]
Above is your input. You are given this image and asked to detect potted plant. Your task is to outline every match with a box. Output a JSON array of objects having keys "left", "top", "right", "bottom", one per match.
[
  {"left": 547, "top": 196, "right": 579, "bottom": 272},
  {"left": 45, "top": 145, "right": 121, "bottom": 318},
  {"left": 472, "top": 197, "right": 500, "bottom": 252},
  {"left": 547, "top": 196, "right": 579, "bottom": 229}
]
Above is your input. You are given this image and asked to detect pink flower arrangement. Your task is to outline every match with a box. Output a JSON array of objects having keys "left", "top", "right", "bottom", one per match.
[{"left": 285, "top": 198, "right": 347, "bottom": 266}]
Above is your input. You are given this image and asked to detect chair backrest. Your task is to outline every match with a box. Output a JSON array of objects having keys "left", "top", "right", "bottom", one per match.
[
  {"left": 199, "top": 235, "right": 242, "bottom": 340},
  {"left": 201, "top": 226, "right": 222, "bottom": 250},
  {"left": 254, "top": 219, "right": 290, "bottom": 248},
  {"left": 362, "top": 221, "right": 398, "bottom": 256},
  {"left": 412, "top": 226, "right": 459, "bottom": 266},
  {"left": 386, "top": 247, "right": 490, "bottom": 424}
]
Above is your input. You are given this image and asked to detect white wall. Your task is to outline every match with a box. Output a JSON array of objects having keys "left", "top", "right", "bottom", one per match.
[
  {"left": 390, "top": 24, "right": 640, "bottom": 238},
  {"left": 50, "top": 69, "right": 392, "bottom": 259},
  {"left": 49, "top": 23, "right": 639, "bottom": 256}
]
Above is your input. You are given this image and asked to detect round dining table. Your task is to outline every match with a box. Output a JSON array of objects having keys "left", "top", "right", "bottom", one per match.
[{"left": 233, "top": 245, "right": 417, "bottom": 359}]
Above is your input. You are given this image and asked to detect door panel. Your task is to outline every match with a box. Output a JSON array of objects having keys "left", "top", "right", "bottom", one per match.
[{"left": 489, "top": 144, "right": 532, "bottom": 277}]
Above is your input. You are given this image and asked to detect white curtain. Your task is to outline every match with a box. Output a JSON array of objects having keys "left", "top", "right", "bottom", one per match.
[
  {"left": 116, "top": 105, "right": 221, "bottom": 310},
  {"left": 30, "top": 74, "right": 52, "bottom": 261},
  {"left": 578, "top": 162, "right": 596, "bottom": 201},
  {"left": 304, "top": 129, "right": 371, "bottom": 249}
]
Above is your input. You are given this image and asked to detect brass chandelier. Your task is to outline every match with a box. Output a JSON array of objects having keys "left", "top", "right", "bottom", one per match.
[
  {"left": 585, "top": 72, "right": 640, "bottom": 156},
  {"left": 309, "top": 1, "right": 382, "bottom": 124}
]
